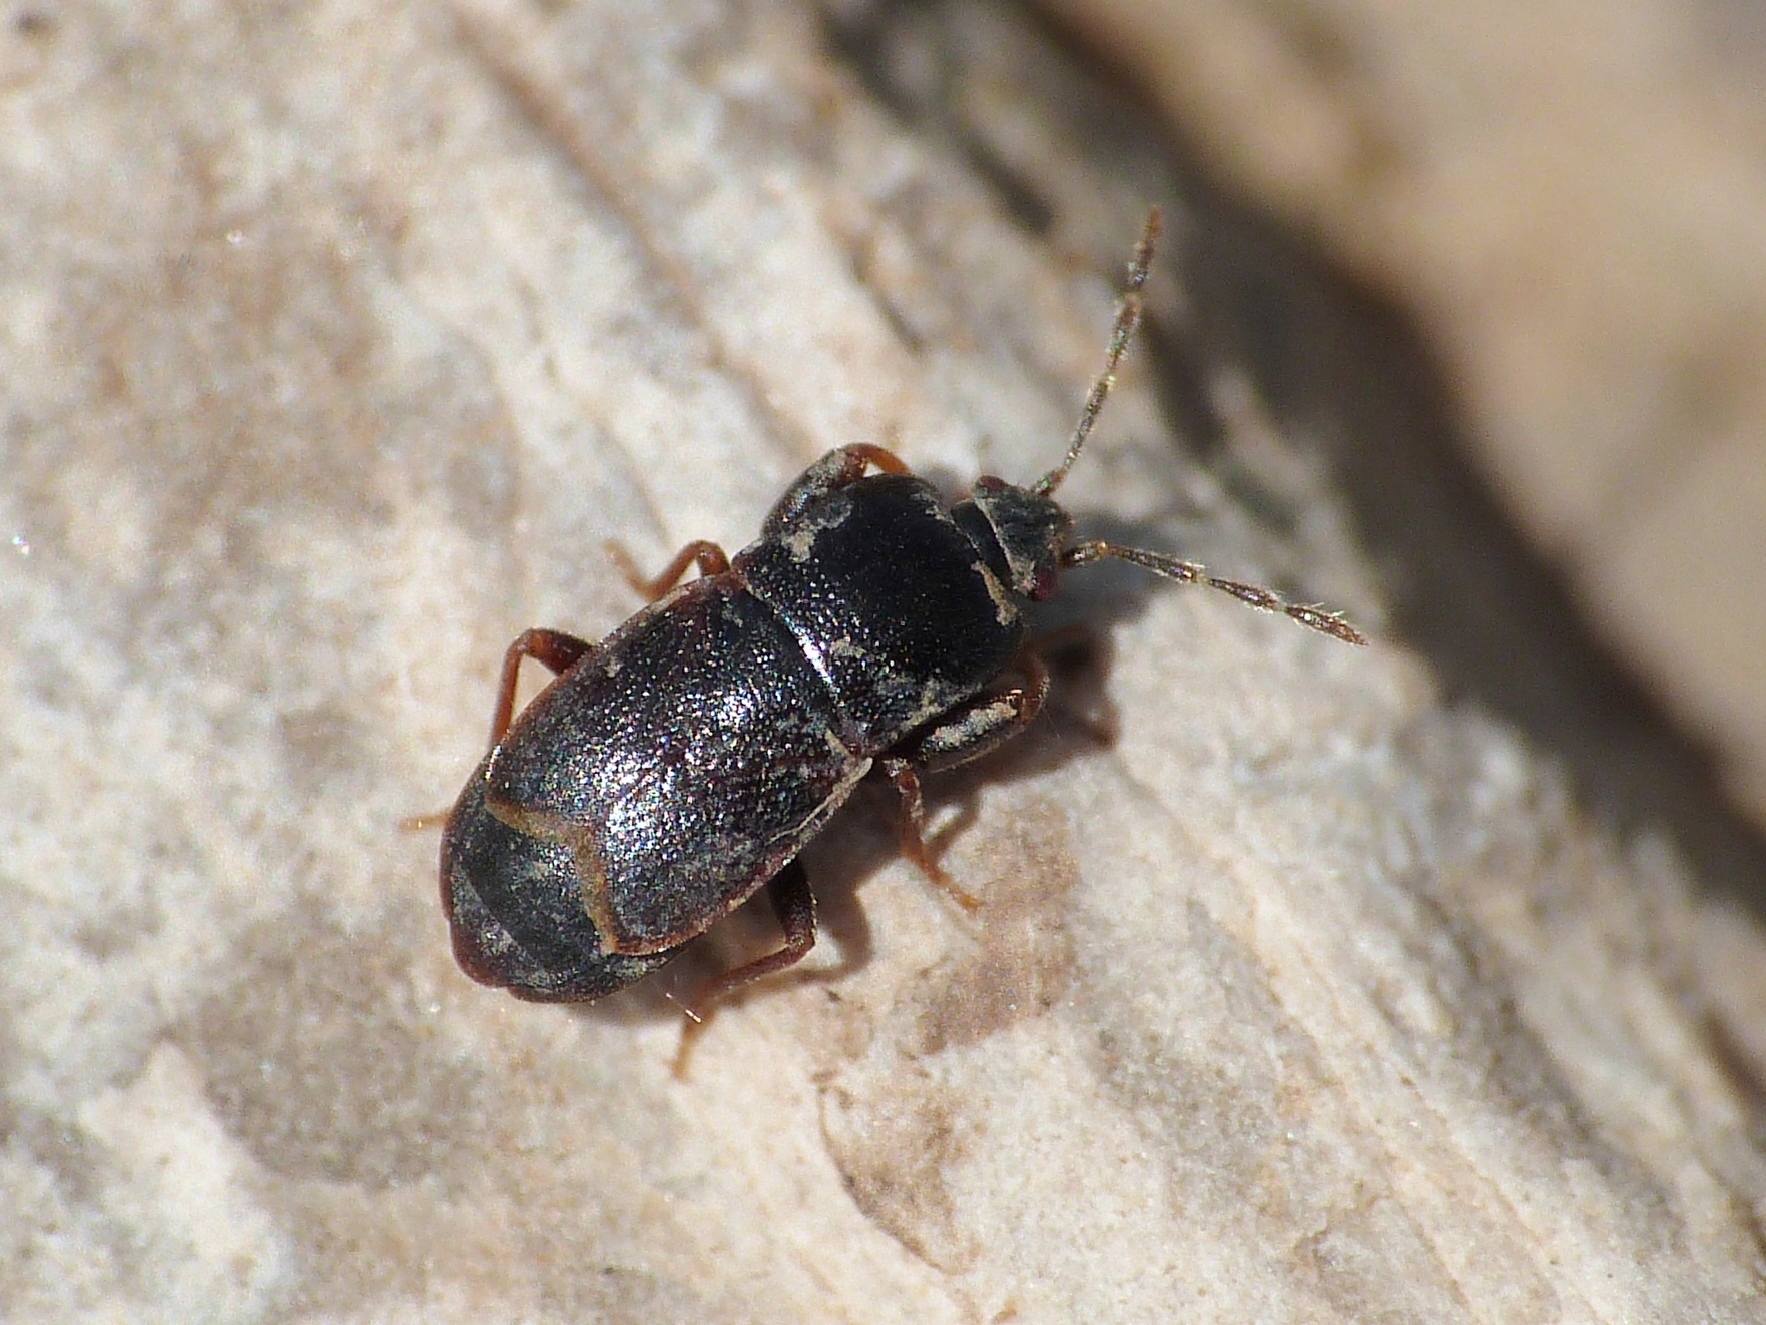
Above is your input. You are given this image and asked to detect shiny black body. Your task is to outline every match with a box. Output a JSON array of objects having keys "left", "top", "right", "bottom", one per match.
[{"left": 442, "top": 464, "right": 1029, "bottom": 1000}]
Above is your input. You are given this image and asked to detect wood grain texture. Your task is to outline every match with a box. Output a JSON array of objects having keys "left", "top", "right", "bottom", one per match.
[{"left": 1, "top": 2, "right": 1761, "bottom": 1320}]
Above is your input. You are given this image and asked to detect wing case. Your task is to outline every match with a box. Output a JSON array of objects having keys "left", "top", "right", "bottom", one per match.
[{"left": 478, "top": 576, "right": 867, "bottom": 954}]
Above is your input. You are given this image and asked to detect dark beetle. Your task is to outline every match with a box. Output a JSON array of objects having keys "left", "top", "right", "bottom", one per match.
[{"left": 439, "top": 210, "right": 1364, "bottom": 1023}]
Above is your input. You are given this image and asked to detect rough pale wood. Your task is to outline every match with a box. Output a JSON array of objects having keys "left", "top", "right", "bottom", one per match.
[{"left": 1, "top": 2, "right": 1761, "bottom": 1322}]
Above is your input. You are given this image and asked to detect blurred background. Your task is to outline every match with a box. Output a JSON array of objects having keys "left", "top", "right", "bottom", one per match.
[{"left": 1011, "top": 0, "right": 1766, "bottom": 896}]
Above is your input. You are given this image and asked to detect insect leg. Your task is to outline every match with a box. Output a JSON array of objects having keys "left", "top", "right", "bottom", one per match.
[
  {"left": 487, "top": 628, "right": 596, "bottom": 746},
  {"left": 879, "top": 648, "right": 1053, "bottom": 913},
  {"left": 672, "top": 859, "right": 817, "bottom": 1075},
  {"left": 760, "top": 443, "right": 911, "bottom": 536},
  {"left": 905, "top": 649, "right": 1051, "bottom": 775},
  {"left": 879, "top": 758, "right": 978, "bottom": 912},
  {"left": 603, "top": 539, "right": 730, "bottom": 600}
]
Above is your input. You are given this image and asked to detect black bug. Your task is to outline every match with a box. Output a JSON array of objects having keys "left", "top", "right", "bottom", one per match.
[{"left": 439, "top": 210, "right": 1364, "bottom": 1034}]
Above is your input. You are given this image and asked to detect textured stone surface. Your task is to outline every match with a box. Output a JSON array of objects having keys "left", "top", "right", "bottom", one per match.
[{"left": 3, "top": 2, "right": 1763, "bottom": 1321}]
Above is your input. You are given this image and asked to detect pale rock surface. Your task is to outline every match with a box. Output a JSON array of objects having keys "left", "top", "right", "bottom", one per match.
[{"left": 1, "top": 3, "right": 1763, "bottom": 1323}]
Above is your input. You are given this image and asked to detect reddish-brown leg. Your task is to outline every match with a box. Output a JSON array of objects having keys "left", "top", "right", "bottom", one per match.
[
  {"left": 604, "top": 539, "right": 731, "bottom": 600},
  {"left": 837, "top": 442, "right": 911, "bottom": 475},
  {"left": 878, "top": 649, "right": 1053, "bottom": 913},
  {"left": 672, "top": 860, "right": 817, "bottom": 1076},
  {"left": 761, "top": 444, "right": 912, "bottom": 536},
  {"left": 488, "top": 627, "right": 595, "bottom": 746},
  {"left": 402, "top": 626, "right": 595, "bottom": 830},
  {"left": 880, "top": 758, "right": 980, "bottom": 912},
  {"left": 397, "top": 806, "right": 454, "bottom": 832}
]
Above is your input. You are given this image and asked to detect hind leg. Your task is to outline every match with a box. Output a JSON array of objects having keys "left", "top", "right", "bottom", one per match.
[{"left": 672, "top": 860, "right": 817, "bottom": 1076}]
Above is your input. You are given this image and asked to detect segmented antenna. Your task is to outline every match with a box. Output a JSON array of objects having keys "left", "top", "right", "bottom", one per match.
[
  {"left": 1031, "top": 208, "right": 1367, "bottom": 647},
  {"left": 1063, "top": 542, "right": 1369, "bottom": 645},
  {"left": 1033, "top": 207, "right": 1163, "bottom": 497}
]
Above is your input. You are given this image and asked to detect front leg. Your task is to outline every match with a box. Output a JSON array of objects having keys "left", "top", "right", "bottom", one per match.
[
  {"left": 760, "top": 444, "right": 910, "bottom": 536},
  {"left": 881, "top": 650, "right": 1051, "bottom": 912}
]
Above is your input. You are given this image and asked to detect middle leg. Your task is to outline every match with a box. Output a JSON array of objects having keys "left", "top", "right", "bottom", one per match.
[
  {"left": 488, "top": 627, "right": 597, "bottom": 746},
  {"left": 605, "top": 538, "right": 730, "bottom": 600}
]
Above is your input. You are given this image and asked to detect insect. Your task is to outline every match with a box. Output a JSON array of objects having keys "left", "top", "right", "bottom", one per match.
[{"left": 439, "top": 209, "right": 1364, "bottom": 1035}]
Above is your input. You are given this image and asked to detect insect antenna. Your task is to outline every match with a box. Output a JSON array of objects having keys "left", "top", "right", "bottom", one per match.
[
  {"left": 1062, "top": 541, "right": 1369, "bottom": 646},
  {"left": 1033, "top": 206, "right": 1163, "bottom": 497}
]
